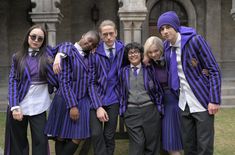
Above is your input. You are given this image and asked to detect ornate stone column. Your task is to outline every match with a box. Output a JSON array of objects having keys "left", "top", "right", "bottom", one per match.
[
  {"left": 118, "top": 0, "right": 147, "bottom": 44},
  {"left": 29, "top": 0, "right": 63, "bottom": 46},
  {"left": 122, "top": 21, "right": 132, "bottom": 44},
  {"left": 231, "top": 0, "right": 235, "bottom": 20}
]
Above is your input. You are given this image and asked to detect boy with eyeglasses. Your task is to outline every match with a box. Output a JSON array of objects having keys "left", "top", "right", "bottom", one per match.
[{"left": 119, "top": 42, "right": 163, "bottom": 155}]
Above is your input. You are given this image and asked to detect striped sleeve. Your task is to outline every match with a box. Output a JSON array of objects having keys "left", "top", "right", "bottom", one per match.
[
  {"left": 119, "top": 68, "right": 127, "bottom": 116},
  {"left": 58, "top": 42, "right": 74, "bottom": 56},
  {"left": 46, "top": 46, "right": 59, "bottom": 88},
  {"left": 88, "top": 54, "right": 103, "bottom": 109},
  {"left": 59, "top": 46, "right": 78, "bottom": 108},
  {"left": 8, "top": 55, "right": 19, "bottom": 108},
  {"left": 193, "top": 35, "right": 221, "bottom": 104}
]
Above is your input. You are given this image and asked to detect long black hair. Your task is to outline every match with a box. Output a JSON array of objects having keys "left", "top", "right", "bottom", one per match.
[{"left": 15, "top": 24, "right": 49, "bottom": 79}]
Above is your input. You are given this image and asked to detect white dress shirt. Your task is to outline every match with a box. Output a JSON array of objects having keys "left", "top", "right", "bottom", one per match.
[
  {"left": 172, "top": 33, "right": 206, "bottom": 113},
  {"left": 19, "top": 84, "right": 51, "bottom": 116},
  {"left": 130, "top": 63, "right": 142, "bottom": 75},
  {"left": 74, "top": 42, "right": 86, "bottom": 56},
  {"left": 104, "top": 43, "right": 116, "bottom": 58}
]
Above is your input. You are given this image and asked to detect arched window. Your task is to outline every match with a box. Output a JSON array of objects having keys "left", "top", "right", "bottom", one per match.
[{"left": 149, "top": 0, "right": 188, "bottom": 38}]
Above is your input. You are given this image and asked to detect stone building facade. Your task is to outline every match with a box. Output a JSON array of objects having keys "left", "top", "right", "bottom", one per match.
[{"left": 0, "top": 0, "right": 235, "bottom": 105}]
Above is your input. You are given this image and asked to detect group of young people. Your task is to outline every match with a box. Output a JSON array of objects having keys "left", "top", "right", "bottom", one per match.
[{"left": 4, "top": 11, "right": 221, "bottom": 155}]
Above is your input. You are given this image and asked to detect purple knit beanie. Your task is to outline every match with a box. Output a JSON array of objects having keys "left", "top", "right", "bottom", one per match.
[{"left": 157, "top": 11, "right": 180, "bottom": 32}]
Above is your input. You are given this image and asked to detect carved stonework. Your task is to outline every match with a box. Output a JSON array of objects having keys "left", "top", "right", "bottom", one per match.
[
  {"left": 118, "top": 0, "right": 147, "bottom": 44},
  {"left": 29, "top": 0, "right": 63, "bottom": 46},
  {"left": 29, "top": 0, "right": 63, "bottom": 23},
  {"left": 231, "top": 0, "right": 235, "bottom": 20}
]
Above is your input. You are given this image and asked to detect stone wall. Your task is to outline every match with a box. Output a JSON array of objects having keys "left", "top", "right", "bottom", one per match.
[
  {"left": 56, "top": 0, "right": 119, "bottom": 43},
  {"left": 221, "top": 0, "right": 235, "bottom": 77}
]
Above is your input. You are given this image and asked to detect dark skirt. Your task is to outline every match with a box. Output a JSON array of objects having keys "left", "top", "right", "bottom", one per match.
[
  {"left": 44, "top": 94, "right": 90, "bottom": 139},
  {"left": 162, "top": 89, "right": 183, "bottom": 151}
]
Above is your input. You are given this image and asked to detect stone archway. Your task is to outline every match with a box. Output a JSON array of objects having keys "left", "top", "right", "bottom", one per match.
[{"left": 142, "top": 0, "right": 196, "bottom": 42}]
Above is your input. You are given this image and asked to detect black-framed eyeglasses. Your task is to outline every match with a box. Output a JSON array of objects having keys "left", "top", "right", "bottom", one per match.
[
  {"left": 128, "top": 50, "right": 140, "bottom": 56},
  {"left": 29, "top": 34, "right": 44, "bottom": 42}
]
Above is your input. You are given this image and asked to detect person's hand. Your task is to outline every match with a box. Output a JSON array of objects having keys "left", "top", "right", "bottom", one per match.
[
  {"left": 53, "top": 53, "right": 62, "bottom": 74},
  {"left": 70, "top": 107, "right": 79, "bottom": 121},
  {"left": 208, "top": 102, "right": 220, "bottom": 115},
  {"left": 96, "top": 107, "right": 109, "bottom": 122},
  {"left": 12, "top": 108, "right": 23, "bottom": 121},
  {"left": 143, "top": 56, "right": 150, "bottom": 66}
]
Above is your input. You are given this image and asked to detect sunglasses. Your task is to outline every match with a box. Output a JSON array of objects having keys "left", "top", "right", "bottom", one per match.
[{"left": 29, "top": 34, "right": 44, "bottom": 42}]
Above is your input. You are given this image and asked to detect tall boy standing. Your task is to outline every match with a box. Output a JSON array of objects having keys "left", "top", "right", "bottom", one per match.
[
  {"left": 157, "top": 11, "right": 221, "bottom": 155},
  {"left": 89, "top": 20, "right": 125, "bottom": 155}
]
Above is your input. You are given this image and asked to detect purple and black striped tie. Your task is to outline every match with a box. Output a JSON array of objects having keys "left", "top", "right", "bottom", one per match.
[
  {"left": 109, "top": 48, "right": 114, "bottom": 62},
  {"left": 169, "top": 46, "right": 179, "bottom": 90}
]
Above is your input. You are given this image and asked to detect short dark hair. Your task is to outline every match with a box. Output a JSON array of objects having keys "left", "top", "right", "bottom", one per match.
[
  {"left": 122, "top": 42, "right": 143, "bottom": 67},
  {"left": 85, "top": 30, "right": 100, "bottom": 47}
]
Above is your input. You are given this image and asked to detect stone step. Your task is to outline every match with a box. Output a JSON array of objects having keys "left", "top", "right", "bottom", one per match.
[
  {"left": 0, "top": 100, "right": 8, "bottom": 112},
  {"left": 221, "top": 95, "right": 235, "bottom": 108},
  {"left": 222, "top": 78, "right": 235, "bottom": 86},
  {"left": 221, "top": 86, "right": 235, "bottom": 96},
  {"left": 221, "top": 78, "right": 235, "bottom": 108}
]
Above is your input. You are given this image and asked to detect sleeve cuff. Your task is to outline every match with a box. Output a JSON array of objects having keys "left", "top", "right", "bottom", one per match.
[
  {"left": 11, "top": 106, "right": 20, "bottom": 111},
  {"left": 57, "top": 52, "right": 67, "bottom": 58}
]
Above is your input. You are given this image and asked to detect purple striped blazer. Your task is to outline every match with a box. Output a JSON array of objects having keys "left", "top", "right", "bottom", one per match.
[
  {"left": 89, "top": 40, "right": 125, "bottom": 109},
  {"left": 164, "top": 26, "right": 221, "bottom": 108},
  {"left": 119, "top": 65, "right": 163, "bottom": 116},
  {"left": 56, "top": 43, "right": 90, "bottom": 108},
  {"left": 8, "top": 47, "right": 58, "bottom": 108}
]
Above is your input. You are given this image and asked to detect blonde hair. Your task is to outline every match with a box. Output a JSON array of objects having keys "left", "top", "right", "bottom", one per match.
[
  {"left": 144, "top": 36, "right": 163, "bottom": 57},
  {"left": 99, "top": 20, "right": 116, "bottom": 33}
]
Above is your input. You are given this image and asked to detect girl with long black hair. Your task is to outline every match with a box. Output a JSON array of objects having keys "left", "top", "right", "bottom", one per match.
[{"left": 4, "top": 24, "right": 57, "bottom": 155}]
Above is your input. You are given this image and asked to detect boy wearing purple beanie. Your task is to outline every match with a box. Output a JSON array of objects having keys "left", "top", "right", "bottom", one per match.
[{"left": 157, "top": 11, "right": 221, "bottom": 155}]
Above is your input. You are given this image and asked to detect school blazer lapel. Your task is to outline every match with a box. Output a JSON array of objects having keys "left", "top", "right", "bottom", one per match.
[
  {"left": 73, "top": 51, "right": 88, "bottom": 72},
  {"left": 125, "top": 67, "right": 131, "bottom": 90},
  {"left": 24, "top": 62, "right": 31, "bottom": 81},
  {"left": 98, "top": 56, "right": 108, "bottom": 78},
  {"left": 142, "top": 67, "right": 149, "bottom": 91}
]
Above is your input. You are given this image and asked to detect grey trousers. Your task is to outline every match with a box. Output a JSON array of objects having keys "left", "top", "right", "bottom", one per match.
[
  {"left": 90, "top": 103, "right": 119, "bottom": 155},
  {"left": 124, "top": 104, "right": 161, "bottom": 155}
]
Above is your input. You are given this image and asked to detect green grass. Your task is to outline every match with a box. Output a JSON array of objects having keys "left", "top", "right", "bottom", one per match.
[
  {"left": 0, "top": 112, "right": 6, "bottom": 149},
  {"left": 0, "top": 108, "right": 235, "bottom": 155},
  {"left": 214, "top": 108, "right": 235, "bottom": 155}
]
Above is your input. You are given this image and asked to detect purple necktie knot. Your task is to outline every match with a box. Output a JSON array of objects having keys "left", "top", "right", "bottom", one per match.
[
  {"left": 132, "top": 66, "right": 138, "bottom": 77},
  {"left": 169, "top": 46, "right": 179, "bottom": 90}
]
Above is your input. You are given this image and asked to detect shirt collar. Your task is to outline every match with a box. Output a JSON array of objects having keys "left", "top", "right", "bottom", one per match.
[
  {"left": 170, "top": 32, "right": 181, "bottom": 48},
  {"left": 28, "top": 48, "right": 39, "bottom": 52},
  {"left": 104, "top": 42, "right": 115, "bottom": 50},
  {"left": 74, "top": 42, "right": 85, "bottom": 56},
  {"left": 28, "top": 48, "right": 39, "bottom": 56},
  {"left": 130, "top": 63, "right": 142, "bottom": 69}
]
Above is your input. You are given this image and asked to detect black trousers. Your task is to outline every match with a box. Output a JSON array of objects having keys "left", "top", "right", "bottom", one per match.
[
  {"left": 180, "top": 105, "right": 214, "bottom": 155},
  {"left": 124, "top": 104, "right": 161, "bottom": 155},
  {"left": 9, "top": 111, "right": 48, "bottom": 155},
  {"left": 90, "top": 103, "right": 119, "bottom": 155}
]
